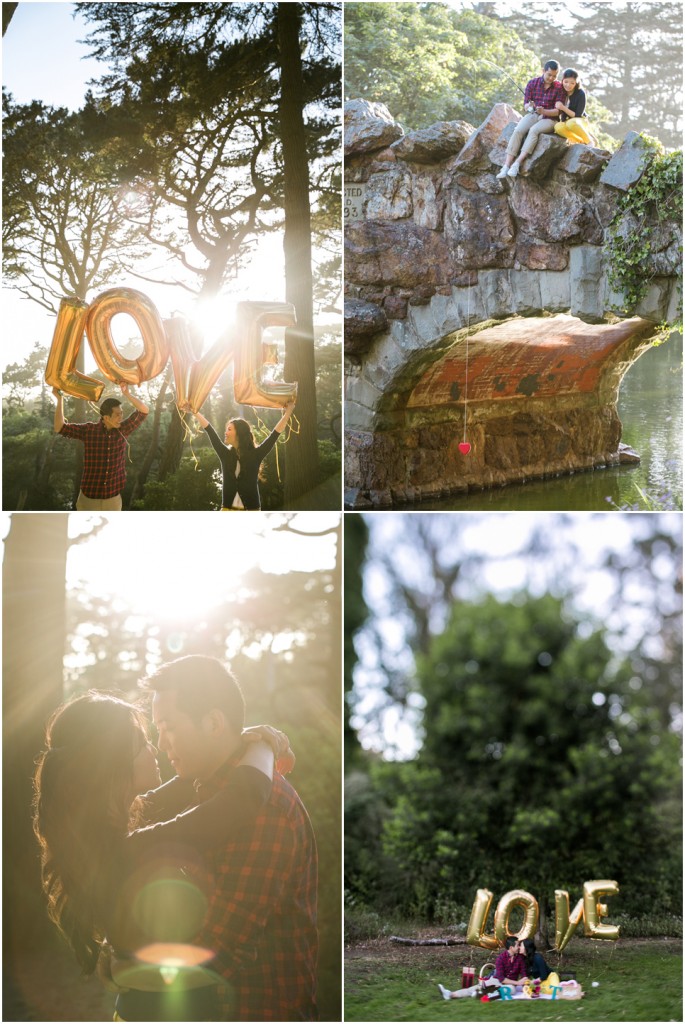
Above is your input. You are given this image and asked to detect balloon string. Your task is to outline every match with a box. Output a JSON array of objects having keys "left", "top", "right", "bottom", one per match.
[
  {"left": 176, "top": 406, "right": 200, "bottom": 469},
  {"left": 253, "top": 411, "right": 300, "bottom": 483},
  {"left": 463, "top": 280, "right": 470, "bottom": 443}
]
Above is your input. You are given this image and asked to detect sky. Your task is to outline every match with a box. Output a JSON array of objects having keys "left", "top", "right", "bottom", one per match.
[
  {"left": 1, "top": 509, "right": 339, "bottom": 674},
  {"left": 2, "top": 2, "right": 337, "bottom": 376},
  {"left": 1, "top": 510, "right": 340, "bottom": 619},
  {"left": 352, "top": 511, "right": 682, "bottom": 758}
]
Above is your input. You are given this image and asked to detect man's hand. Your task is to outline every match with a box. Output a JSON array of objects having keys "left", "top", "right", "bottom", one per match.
[
  {"left": 120, "top": 382, "right": 149, "bottom": 415},
  {"left": 535, "top": 105, "right": 545, "bottom": 115}
]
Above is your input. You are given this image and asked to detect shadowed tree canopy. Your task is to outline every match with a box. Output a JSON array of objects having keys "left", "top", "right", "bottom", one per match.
[
  {"left": 76, "top": 1, "right": 341, "bottom": 497},
  {"left": 2, "top": 92, "right": 149, "bottom": 311}
]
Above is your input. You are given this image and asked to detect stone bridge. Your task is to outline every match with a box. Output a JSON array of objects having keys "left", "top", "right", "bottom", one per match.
[{"left": 344, "top": 100, "right": 681, "bottom": 508}]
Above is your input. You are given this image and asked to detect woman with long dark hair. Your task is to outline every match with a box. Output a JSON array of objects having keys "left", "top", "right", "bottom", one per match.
[
  {"left": 519, "top": 937, "right": 551, "bottom": 981},
  {"left": 33, "top": 691, "right": 290, "bottom": 1021},
  {"left": 189, "top": 401, "right": 296, "bottom": 510},
  {"left": 554, "top": 68, "right": 595, "bottom": 145}
]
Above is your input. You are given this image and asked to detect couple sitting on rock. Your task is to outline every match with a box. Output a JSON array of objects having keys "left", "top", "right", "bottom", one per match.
[{"left": 497, "top": 59, "right": 595, "bottom": 180}]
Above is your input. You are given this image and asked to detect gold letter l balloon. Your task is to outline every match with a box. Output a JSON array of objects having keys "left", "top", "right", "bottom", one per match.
[
  {"left": 466, "top": 888, "right": 499, "bottom": 950},
  {"left": 44, "top": 297, "right": 105, "bottom": 403}
]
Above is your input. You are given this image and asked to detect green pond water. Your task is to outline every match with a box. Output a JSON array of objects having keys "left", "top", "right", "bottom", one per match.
[{"left": 402, "top": 332, "right": 683, "bottom": 512}]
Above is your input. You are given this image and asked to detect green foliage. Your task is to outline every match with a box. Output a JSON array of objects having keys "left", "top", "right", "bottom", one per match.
[
  {"left": 344, "top": 3, "right": 540, "bottom": 130},
  {"left": 130, "top": 447, "right": 222, "bottom": 510},
  {"left": 345, "top": 593, "right": 682, "bottom": 923},
  {"left": 606, "top": 143, "right": 683, "bottom": 314}
]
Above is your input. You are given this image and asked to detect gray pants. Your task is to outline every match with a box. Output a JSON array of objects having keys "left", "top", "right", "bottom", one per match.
[
  {"left": 507, "top": 112, "right": 556, "bottom": 160},
  {"left": 76, "top": 490, "right": 123, "bottom": 511}
]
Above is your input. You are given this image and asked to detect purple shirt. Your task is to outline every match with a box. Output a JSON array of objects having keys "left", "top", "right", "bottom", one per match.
[
  {"left": 523, "top": 76, "right": 566, "bottom": 117},
  {"left": 494, "top": 948, "right": 527, "bottom": 983}
]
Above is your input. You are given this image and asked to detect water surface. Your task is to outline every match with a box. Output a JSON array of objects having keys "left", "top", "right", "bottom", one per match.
[{"left": 402, "top": 333, "right": 683, "bottom": 512}]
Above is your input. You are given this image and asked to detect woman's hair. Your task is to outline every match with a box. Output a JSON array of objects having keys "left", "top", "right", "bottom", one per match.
[
  {"left": 226, "top": 417, "right": 255, "bottom": 453},
  {"left": 562, "top": 68, "right": 580, "bottom": 91},
  {"left": 33, "top": 692, "right": 148, "bottom": 973},
  {"left": 521, "top": 937, "right": 537, "bottom": 974}
]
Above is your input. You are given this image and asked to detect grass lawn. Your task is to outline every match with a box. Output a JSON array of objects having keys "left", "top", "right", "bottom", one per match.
[{"left": 344, "top": 937, "right": 682, "bottom": 1022}]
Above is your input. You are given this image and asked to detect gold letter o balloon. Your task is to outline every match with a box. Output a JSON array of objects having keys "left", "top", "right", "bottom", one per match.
[{"left": 494, "top": 889, "right": 539, "bottom": 943}]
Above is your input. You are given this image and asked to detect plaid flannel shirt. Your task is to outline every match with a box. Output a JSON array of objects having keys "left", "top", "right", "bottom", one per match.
[
  {"left": 523, "top": 76, "right": 566, "bottom": 117},
  {"left": 494, "top": 948, "right": 527, "bottom": 983},
  {"left": 59, "top": 410, "right": 146, "bottom": 498},
  {"left": 194, "top": 768, "right": 318, "bottom": 1022}
]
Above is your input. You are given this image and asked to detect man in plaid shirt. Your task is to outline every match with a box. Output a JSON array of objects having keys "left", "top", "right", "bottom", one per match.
[
  {"left": 145, "top": 656, "right": 319, "bottom": 1022},
  {"left": 497, "top": 60, "right": 566, "bottom": 179},
  {"left": 53, "top": 383, "right": 148, "bottom": 510}
]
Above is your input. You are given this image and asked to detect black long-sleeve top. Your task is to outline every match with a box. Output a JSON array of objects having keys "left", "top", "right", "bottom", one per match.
[
  {"left": 204, "top": 423, "right": 280, "bottom": 510},
  {"left": 558, "top": 87, "right": 586, "bottom": 120}
]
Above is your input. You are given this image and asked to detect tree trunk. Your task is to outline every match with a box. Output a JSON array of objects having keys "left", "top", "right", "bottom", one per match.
[
  {"left": 2, "top": 3, "right": 18, "bottom": 35},
  {"left": 3, "top": 514, "right": 70, "bottom": 982},
  {"left": 127, "top": 371, "right": 171, "bottom": 506},
  {"left": 277, "top": 2, "right": 319, "bottom": 506}
]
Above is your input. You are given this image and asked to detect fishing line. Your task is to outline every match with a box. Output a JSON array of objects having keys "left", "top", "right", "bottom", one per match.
[{"left": 463, "top": 281, "right": 470, "bottom": 445}]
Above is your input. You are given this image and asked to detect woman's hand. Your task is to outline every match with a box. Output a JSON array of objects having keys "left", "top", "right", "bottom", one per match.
[{"left": 243, "top": 724, "right": 296, "bottom": 774}]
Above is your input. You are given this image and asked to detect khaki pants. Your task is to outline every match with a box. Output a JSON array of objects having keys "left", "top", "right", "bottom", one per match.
[
  {"left": 76, "top": 491, "right": 123, "bottom": 511},
  {"left": 507, "top": 112, "right": 556, "bottom": 160}
]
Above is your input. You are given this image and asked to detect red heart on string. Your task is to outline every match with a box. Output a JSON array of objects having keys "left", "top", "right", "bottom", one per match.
[{"left": 458, "top": 442, "right": 471, "bottom": 455}]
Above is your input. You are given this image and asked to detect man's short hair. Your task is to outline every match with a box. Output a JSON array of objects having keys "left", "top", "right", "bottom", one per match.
[
  {"left": 100, "top": 397, "right": 122, "bottom": 418},
  {"left": 141, "top": 655, "right": 246, "bottom": 732},
  {"left": 543, "top": 60, "right": 559, "bottom": 71}
]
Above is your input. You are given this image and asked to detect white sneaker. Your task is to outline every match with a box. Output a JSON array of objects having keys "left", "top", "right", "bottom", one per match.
[
  {"left": 438, "top": 983, "right": 452, "bottom": 1000},
  {"left": 508, "top": 160, "right": 520, "bottom": 177},
  {"left": 496, "top": 165, "right": 509, "bottom": 179}
]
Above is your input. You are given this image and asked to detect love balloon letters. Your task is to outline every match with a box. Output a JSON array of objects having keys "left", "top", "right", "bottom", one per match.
[
  {"left": 44, "top": 287, "right": 298, "bottom": 410},
  {"left": 467, "top": 881, "right": 620, "bottom": 952}
]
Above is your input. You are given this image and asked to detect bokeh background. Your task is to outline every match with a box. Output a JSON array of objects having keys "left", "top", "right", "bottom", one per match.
[{"left": 345, "top": 512, "right": 682, "bottom": 940}]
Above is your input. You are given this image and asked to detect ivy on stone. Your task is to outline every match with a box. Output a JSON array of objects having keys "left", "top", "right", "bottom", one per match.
[{"left": 606, "top": 137, "right": 682, "bottom": 316}]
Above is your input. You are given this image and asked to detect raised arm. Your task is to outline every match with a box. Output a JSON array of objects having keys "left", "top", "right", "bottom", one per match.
[
  {"left": 52, "top": 388, "right": 65, "bottom": 432},
  {"left": 120, "top": 382, "right": 148, "bottom": 415},
  {"left": 275, "top": 399, "right": 296, "bottom": 433}
]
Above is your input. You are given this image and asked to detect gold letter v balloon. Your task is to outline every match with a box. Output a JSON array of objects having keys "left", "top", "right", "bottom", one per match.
[
  {"left": 45, "top": 289, "right": 298, "bottom": 410},
  {"left": 467, "top": 881, "right": 619, "bottom": 952}
]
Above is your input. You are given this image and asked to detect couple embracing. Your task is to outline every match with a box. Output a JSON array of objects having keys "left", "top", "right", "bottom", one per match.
[{"left": 33, "top": 655, "right": 317, "bottom": 1021}]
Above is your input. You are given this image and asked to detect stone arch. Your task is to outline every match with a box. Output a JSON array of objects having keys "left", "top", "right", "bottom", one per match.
[{"left": 344, "top": 101, "right": 681, "bottom": 507}]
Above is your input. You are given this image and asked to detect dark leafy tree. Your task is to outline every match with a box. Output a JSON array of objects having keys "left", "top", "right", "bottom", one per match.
[{"left": 344, "top": 2, "right": 540, "bottom": 129}]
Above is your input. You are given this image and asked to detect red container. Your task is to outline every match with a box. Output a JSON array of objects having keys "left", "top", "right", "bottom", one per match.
[{"left": 461, "top": 966, "right": 475, "bottom": 988}]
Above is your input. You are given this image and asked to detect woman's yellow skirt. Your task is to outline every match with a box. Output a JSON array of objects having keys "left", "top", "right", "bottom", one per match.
[{"left": 555, "top": 117, "right": 593, "bottom": 145}]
